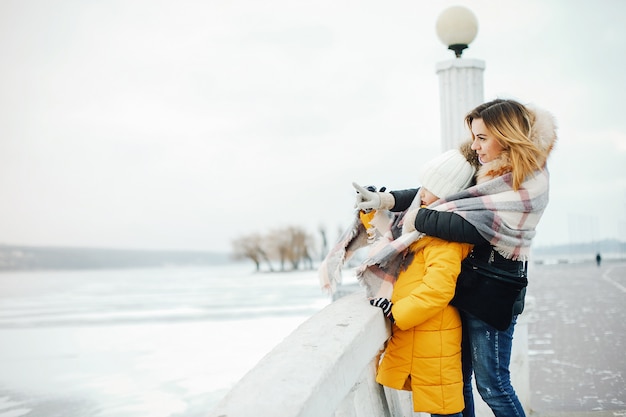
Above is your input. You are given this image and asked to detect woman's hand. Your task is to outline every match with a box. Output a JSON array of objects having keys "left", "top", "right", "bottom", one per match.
[{"left": 353, "top": 182, "right": 394, "bottom": 211}]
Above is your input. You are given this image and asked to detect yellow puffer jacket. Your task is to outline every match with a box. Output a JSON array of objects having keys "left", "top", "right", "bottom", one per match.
[{"left": 376, "top": 235, "right": 472, "bottom": 414}]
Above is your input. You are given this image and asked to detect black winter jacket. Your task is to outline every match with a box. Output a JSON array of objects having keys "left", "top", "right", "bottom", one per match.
[{"left": 389, "top": 188, "right": 527, "bottom": 316}]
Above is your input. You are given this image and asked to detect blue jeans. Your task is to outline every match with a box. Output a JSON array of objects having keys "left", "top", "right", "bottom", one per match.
[{"left": 460, "top": 312, "right": 526, "bottom": 417}]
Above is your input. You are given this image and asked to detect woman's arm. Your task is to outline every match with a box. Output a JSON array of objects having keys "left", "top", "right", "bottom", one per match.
[
  {"left": 413, "top": 208, "right": 487, "bottom": 245},
  {"left": 385, "top": 187, "right": 486, "bottom": 244},
  {"left": 389, "top": 188, "right": 419, "bottom": 212},
  {"left": 353, "top": 184, "right": 419, "bottom": 212},
  {"left": 355, "top": 185, "right": 486, "bottom": 244}
]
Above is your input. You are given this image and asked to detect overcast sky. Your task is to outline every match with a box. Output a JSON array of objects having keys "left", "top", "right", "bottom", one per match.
[{"left": 1, "top": 0, "right": 625, "bottom": 254}]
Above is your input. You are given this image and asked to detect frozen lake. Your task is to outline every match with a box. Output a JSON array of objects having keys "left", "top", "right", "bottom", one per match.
[{"left": 0, "top": 264, "right": 331, "bottom": 417}]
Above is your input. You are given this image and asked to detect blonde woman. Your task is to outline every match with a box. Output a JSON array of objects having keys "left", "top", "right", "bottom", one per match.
[{"left": 357, "top": 98, "right": 557, "bottom": 417}]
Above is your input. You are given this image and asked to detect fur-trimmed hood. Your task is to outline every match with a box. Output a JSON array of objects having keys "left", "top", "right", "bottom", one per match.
[{"left": 469, "top": 104, "right": 558, "bottom": 184}]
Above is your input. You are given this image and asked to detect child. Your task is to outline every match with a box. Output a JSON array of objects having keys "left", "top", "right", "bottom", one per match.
[{"left": 366, "top": 148, "right": 476, "bottom": 417}]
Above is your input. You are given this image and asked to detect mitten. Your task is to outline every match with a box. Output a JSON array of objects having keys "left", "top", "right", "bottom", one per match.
[
  {"left": 370, "top": 297, "right": 394, "bottom": 322},
  {"left": 353, "top": 182, "right": 395, "bottom": 211}
]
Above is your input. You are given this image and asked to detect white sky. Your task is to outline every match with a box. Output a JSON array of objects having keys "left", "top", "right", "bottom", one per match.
[{"left": 1, "top": 0, "right": 625, "bottom": 253}]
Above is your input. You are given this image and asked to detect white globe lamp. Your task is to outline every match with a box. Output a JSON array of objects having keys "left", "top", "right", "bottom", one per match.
[{"left": 436, "top": 6, "right": 479, "bottom": 58}]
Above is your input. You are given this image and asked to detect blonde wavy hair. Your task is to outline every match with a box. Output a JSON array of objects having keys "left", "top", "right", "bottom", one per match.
[{"left": 465, "top": 99, "right": 543, "bottom": 190}]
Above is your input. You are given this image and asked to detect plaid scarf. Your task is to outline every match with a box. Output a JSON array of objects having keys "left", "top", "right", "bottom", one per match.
[
  {"left": 318, "top": 214, "right": 369, "bottom": 295},
  {"left": 432, "top": 167, "right": 550, "bottom": 260},
  {"left": 320, "top": 168, "right": 550, "bottom": 297}
]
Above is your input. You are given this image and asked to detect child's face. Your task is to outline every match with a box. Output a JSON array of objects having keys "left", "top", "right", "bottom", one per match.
[{"left": 419, "top": 187, "right": 439, "bottom": 206}]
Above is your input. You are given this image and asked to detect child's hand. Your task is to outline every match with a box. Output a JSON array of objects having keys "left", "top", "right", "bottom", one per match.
[{"left": 369, "top": 297, "right": 394, "bottom": 322}]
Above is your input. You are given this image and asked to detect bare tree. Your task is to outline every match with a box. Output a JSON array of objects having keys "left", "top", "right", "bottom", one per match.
[
  {"left": 318, "top": 224, "right": 328, "bottom": 261},
  {"left": 233, "top": 225, "right": 317, "bottom": 272},
  {"left": 287, "top": 226, "right": 307, "bottom": 270},
  {"left": 302, "top": 232, "right": 316, "bottom": 270},
  {"left": 231, "top": 233, "right": 274, "bottom": 272},
  {"left": 267, "top": 229, "right": 291, "bottom": 272}
]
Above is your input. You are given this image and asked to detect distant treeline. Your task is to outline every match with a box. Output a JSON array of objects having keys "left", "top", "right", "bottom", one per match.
[
  {"left": 533, "top": 239, "right": 626, "bottom": 256},
  {"left": 3, "top": 239, "right": 623, "bottom": 272},
  {"left": 231, "top": 225, "right": 318, "bottom": 272},
  {"left": 0, "top": 245, "right": 232, "bottom": 271}
]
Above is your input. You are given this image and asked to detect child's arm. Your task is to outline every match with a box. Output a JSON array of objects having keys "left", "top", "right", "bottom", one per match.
[{"left": 392, "top": 240, "right": 472, "bottom": 330}]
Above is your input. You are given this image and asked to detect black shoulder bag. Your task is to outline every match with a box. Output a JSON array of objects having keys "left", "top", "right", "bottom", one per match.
[{"left": 451, "top": 249, "right": 528, "bottom": 331}]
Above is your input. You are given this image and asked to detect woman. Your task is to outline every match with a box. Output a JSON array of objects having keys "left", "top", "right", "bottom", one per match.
[{"left": 355, "top": 98, "right": 557, "bottom": 417}]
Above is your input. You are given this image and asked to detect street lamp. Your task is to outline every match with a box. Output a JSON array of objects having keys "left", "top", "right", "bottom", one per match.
[
  {"left": 436, "top": 6, "right": 479, "bottom": 58},
  {"left": 435, "top": 6, "right": 484, "bottom": 151}
]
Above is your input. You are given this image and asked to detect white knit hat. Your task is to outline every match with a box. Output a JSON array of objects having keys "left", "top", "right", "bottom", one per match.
[{"left": 419, "top": 149, "right": 476, "bottom": 199}]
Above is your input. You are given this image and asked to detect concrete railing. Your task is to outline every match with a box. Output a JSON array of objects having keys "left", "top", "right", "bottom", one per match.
[
  {"left": 207, "top": 290, "right": 532, "bottom": 417},
  {"left": 207, "top": 291, "right": 391, "bottom": 417}
]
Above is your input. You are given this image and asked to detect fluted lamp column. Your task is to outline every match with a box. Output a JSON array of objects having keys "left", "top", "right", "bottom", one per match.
[{"left": 435, "top": 6, "right": 485, "bottom": 151}]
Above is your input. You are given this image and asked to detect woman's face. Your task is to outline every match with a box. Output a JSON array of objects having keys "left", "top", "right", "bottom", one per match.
[{"left": 470, "top": 118, "right": 504, "bottom": 164}]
